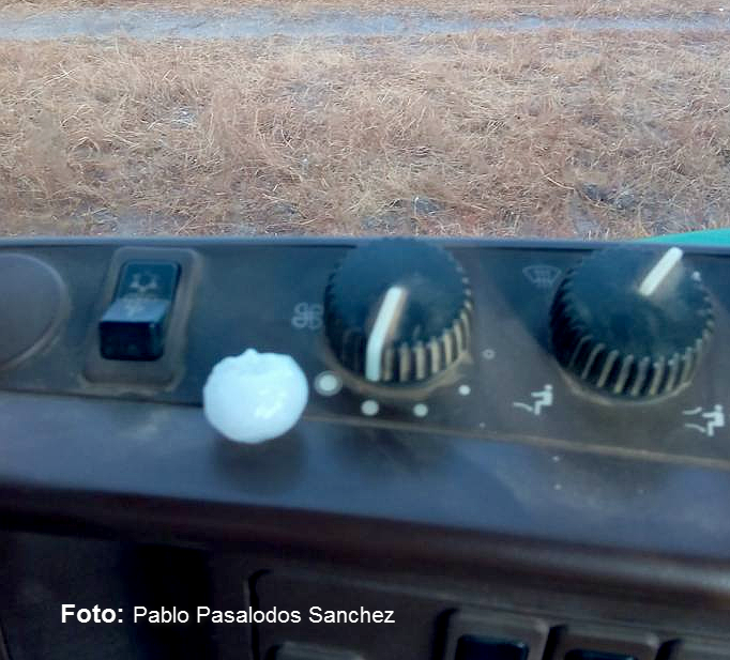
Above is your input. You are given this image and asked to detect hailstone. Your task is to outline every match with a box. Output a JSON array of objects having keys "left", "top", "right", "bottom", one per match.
[{"left": 203, "top": 349, "right": 309, "bottom": 443}]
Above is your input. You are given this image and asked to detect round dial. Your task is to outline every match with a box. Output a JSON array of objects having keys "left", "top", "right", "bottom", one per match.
[
  {"left": 0, "top": 254, "right": 66, "bottom": 370},
  {"left": 550, "top": 246, "right": 714, "bottom": 399},
  {"left": 324, "top": 239, "right": 472, "bottom": 384}
]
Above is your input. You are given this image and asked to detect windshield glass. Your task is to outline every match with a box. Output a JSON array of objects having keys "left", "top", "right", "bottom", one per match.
[{"left": 1, "top": 1, "right": 728, "bottom": 240}]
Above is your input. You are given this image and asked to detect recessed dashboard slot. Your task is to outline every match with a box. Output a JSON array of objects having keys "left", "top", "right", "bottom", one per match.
[
  {"left": 99, "top": 260, "right": 181, "bottom": 361},
  {"left": 83, "top": 246, "right": 200, "bottom": 390}
]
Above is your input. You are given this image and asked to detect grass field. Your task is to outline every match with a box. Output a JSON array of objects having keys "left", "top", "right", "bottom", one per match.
[{"left": 1, "top": 12, "right": 729, "bottom": 238}]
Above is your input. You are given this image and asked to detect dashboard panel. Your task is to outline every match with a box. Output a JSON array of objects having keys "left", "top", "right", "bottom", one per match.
[{"left": 1, "top": 237, "right": 729, "bottom": 660}]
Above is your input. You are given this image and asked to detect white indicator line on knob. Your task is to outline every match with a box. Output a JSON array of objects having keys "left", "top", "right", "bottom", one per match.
[
  {"left": 638, "top": 247, "right": 684, "bottom": 297},
  {"left": 365, "top": 286, "right": 407, "bottom": 382}
]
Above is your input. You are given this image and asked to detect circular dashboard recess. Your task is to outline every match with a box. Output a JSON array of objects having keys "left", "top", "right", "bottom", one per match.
[{"left": 0, "top": 254, "right": 67, "bottom": 369}]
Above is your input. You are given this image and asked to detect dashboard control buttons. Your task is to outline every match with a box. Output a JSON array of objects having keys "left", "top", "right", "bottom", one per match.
[
  {"left": 99, "top": 261, "right": 180, "bottom": 360},
  {"left": 273, "top": 643, "right": 363, "bottom": 660},
  {"left": 324, "top": 238, "right": 472, "bottom": 384},
  {"left": 550, "top": 246, "right": 714, "bottom": 399},
  {"left": 456, "top": 636, "right": 529, "bottom": 660},
  {"left": 445, "top": 610, "right": 549, "bottom": 660},
  {"left": 0, "top": 253, "right": 66, "bottom": 370},
  {"left": 565, "top": 652, "right": 636, "bottom": 660},
  {"left": 550, "top": 625, "right": 660, "bottom": 660}
]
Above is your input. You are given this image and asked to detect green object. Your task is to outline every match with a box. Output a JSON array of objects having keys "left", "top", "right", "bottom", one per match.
[{"left": 640, "top": 229, "right": 730, "bottom": 246}]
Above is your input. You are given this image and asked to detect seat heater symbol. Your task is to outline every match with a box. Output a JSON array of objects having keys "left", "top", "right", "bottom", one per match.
[
  {"left": 513, "top": 384, "right": 554, "bottom": 416},
  {"left": 291, "top": 302, "right": 323, "bottom": 330},
  {"left": 683, "top": 405, "right": 725, "bottom": 437},
  {"left": 523, "top": 265, "right": 562, "bottom": 290}
]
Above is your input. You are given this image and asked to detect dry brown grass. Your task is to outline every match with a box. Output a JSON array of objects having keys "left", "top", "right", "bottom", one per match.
[
  {"left": 2, "top": 0, "right": 729, "bottom": 19},
  {"left": 1, "top": 31, "right": 730, "bottom": 238}
]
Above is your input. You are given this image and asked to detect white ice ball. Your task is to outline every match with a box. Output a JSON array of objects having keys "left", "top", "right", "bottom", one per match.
[{"left": 203, "top": 349, "right": 309, "bottom": 444}]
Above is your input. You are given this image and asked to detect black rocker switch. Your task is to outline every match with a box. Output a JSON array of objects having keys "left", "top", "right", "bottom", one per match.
[{"left": 99, "top": 261, "right": 180, "bottom": 361}]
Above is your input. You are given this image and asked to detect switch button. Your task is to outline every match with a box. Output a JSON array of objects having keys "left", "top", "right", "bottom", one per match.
[
  {"left": 99, "top": 261, "right": 180, "bottom": 361},
  {"left": 565, "top": 653, "right": 637, "bottom": 660},
  {"left": 456, "top": 636, "right": 529, "bottom": 660}
]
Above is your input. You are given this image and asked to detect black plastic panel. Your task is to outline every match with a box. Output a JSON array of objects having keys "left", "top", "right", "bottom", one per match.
[
  {"left": 2, "top": 238, "right": 730, "bottom": 659},
  {"left": 1, "top": 239, "right": 730, "bottom": 469}
]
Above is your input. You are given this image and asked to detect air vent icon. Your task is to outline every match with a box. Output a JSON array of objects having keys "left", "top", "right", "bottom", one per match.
[{"left": 522, "top": 264, "right": 562, "bottom": 289}]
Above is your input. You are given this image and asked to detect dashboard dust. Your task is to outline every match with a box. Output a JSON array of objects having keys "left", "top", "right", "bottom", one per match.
[{"left": 61, "top": 604, "right": 395, "bottom": 625}]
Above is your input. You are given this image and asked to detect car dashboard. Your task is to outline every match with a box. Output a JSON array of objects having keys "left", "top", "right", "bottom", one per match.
[{"left": 1, "top": 236, "right": 729, "bottom": 660}]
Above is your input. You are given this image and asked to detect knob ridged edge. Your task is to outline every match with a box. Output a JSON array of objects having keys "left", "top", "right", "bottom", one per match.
[
  {"left": 550, "top": 271, "right": 714, "bottom": 399},
  {"left": 327, "top": 304, "right": 472, "bottom": 383},
  {"left": 323, "top": 240, "right": 473, "bottom": 384}
]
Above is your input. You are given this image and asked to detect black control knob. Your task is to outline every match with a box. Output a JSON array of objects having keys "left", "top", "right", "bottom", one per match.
[
  {"left": 550, "top": 246, "right": 714, "bottom": 399},
  {"left": 324, "top": 239, "right": 472, "bottom": 384}
]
